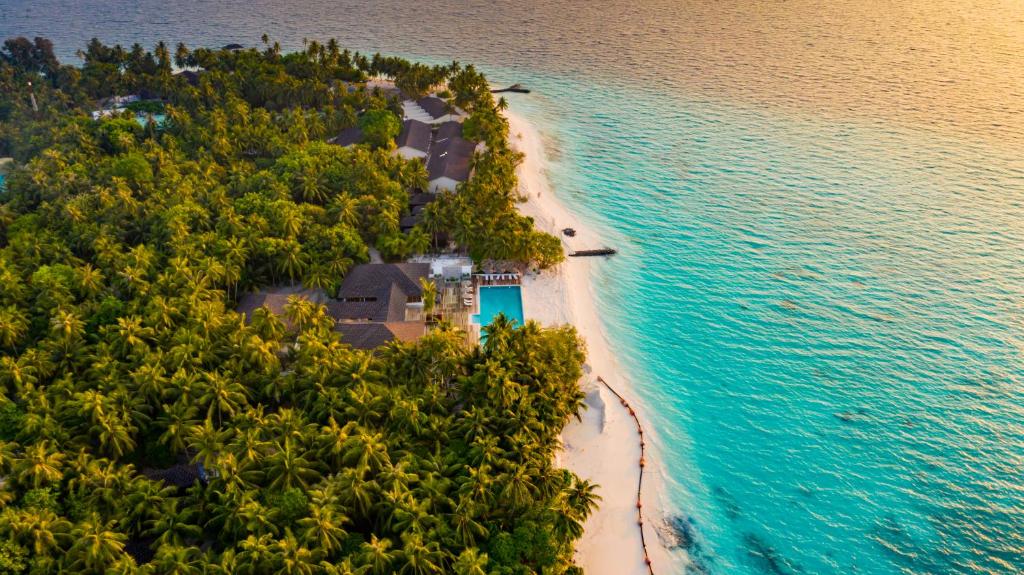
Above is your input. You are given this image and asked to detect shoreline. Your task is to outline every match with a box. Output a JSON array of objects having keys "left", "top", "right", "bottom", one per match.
[{"left": 504, "top": 109, "right": 672, "bottom": 574}]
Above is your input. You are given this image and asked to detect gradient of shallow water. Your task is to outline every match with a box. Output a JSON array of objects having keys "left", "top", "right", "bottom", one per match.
[{"left": 3, "top": 1, "right": 1023, "bottom": 573}]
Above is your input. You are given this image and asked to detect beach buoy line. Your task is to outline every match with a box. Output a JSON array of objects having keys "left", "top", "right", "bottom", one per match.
[{"left": 596, "top": 376, "right": 655, "bottom": 575}]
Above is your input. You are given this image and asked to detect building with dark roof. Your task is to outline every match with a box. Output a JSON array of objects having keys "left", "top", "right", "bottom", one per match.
[
  {"left": 334, "top": 263, "right": 430, "bottom": 322},
  {"left": 427, "top": 136, "right": 477, "bottom": 193},
  {"left": 401, "top": 192, "right": 438, "bottom": 232},
  {"left": 416, "top": 96, "right": 449, "bottom": 119},
  {"left": 434, "top": 120, "right": 462, "bottom": 142},
  {"left": 236, "top": 286, "right": 330, "bottom": 330},
  {"left": 174, "top": 70, "right": 203, "bottom": 86},
  {"left": 395, "top": 119, "right": 432, "bottom": 160},
  {"left": 336, "top": 322, "right": 425, "bottom": 349},
  {"left": 330, "top": 126, "right": 364, "bottom": 148},
  {"left": 332, "top": 263, "right": 431, "bottom": 350},
  {"left": 236, "top": 266, "right": 433, "bottom": 350},
  {"left": 402, "top": 96, "right": 467, "bottom": 125}
]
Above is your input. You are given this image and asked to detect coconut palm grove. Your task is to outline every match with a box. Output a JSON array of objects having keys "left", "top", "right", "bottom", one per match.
[{"left": 0, "top": 37, "right": 595, "bottom": 574}]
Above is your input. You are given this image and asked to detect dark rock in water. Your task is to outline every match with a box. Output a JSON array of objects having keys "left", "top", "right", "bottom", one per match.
[
  {"left": 743, "top": 533, "right": 803, "bottom": 575},
  {"left": 222, "top": 43, "right": 245, "bottom": 51},
  {"left": 667, "top": 515, "right": 698, "bottom": 550},
  {"left": 712, "top": 485, "right": 741, "bottom": 521},
  {"left": 660, "top": 514, "right": 713, "bottom": 574}
]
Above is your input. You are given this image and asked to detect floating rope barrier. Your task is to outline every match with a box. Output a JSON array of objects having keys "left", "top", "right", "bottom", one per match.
[{"left": 596, "top": 376, "right": 655, "bottom": 574}]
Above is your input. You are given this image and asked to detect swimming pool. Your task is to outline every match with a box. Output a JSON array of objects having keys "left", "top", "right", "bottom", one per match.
[
  {"left": 472, "top": 286, "right": 525, "bottom": 332},
  {"left": 135, "top": 113, "right": 166, "bottom": 127}
]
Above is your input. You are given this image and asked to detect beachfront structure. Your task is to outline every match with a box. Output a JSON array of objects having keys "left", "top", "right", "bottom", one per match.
[
  {"left": 329, "top": 126, "right": 364, "bottom": 148},
  {"left": 427, "top": 121, "right": 477, "bottom": 192},
  {"left": 394, "top": 119, "right": 431, "bottom": 160},
  {"left": 402, "top": 96, "right": 467, "bottom": 124}
]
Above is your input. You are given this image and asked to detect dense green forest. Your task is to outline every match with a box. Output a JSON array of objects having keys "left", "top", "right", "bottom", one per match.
[{"left": 0, "top": 37, "right": 593, "bottom": 573}]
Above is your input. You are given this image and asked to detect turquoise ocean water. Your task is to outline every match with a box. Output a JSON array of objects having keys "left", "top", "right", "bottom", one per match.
[{"left": 2, "top": 1, "right": 1023, "bottom": 573}]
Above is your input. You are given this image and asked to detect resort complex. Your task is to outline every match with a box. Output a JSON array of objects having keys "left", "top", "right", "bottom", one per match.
[{"left": 0, "top": 37, "right": 603, "bottom": 575}]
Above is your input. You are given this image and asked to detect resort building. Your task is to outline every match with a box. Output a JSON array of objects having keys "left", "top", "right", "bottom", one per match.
[
  {"left": 332, "top": 262, "right": 432, "bottom": 349},
  {"left": 329, "top": 126, "right": 365, "bottom": 148},
  {"left": 236, "top": 286, "right": 331, "bottom": 330},
  {"left": 236, "top": 267, "right": 432, "bottom": 351},
  {"left": 91, "top": 94, "right": 141, "bottom": 120},
  {"left": 394, "top": 119, "right": 431, "bottom": 160},
  {"left": 333, "top": 263, "right": 430, "bottom": 322},
  {"left": 402, "top": 96, "right": 466, "bottom": 124},
  {"left": 400, "top": 191, "right": 437, "bottom": 232},
  {"left": 426, "top": 121, "right": 477, "bottom": 192},
  {"left": 174, "top": 70, "right": 202, "bottom": 86}
]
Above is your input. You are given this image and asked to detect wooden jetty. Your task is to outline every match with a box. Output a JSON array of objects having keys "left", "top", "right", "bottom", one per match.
[
  {"left": 491, "top": 83, "right": 531, "bottom": 94},
  {"left": 568, "top": 248, "right": 617, "bottom": 257}
]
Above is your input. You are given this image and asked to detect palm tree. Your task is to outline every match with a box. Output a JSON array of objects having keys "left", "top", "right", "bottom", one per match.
[
  {"left": 452, "top": 549, "right": 489, "bottom": 575},
  {"left": 7, "top": 508, "right": 72, "bottom": 555},
  {"left": 566, "top": 476, "right": 602, "bottom": 522},
  {"left": 149, "top": 545, "right": 205, "bottom": 575},
  {"left": 198, "top": 371, "right": 250, "bottom": 425},
  {"left": 66, "top": 514, "right": 127, "bottom": 572},
  {"left": 146, "top": 499, "right": 202, "bottom": 547},
  {"left": 0, "top": 305, "right": 28, "bottom": 350},
  {"left": 342, "top": 430, "right": 392, "bottom": 472},
  {"left": 236, "top": 533, "right": 277, "bottom": 575},
  {"left": 297, "top": 503, "right": 348, "bottom": 557},
  {"left": 359, "top": 534, "right": 396, "bottom": 575},
  {"left": 15, "top": 441, "right": 64, "bottom": 488},
  {"left": 276, "top": 529, "right": 322, "bottom": 575},
  {"left": 189, "top": 418, "right": 229, "bottom": 469},
  {"left": 266, "top": 438, "right": 322, "bottom": 491},
  {"left": 396, "top": 532, "right": 444, "bottom": 575},
  {"left": 174, "top": 43, "right": 190, "bottom": 69},
  {"left": 419, "top": 277, "right": 437, "bottom": 317}
]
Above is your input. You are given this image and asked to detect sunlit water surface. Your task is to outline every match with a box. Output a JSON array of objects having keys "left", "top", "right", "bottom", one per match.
[{"left": 3, "top": 1, "right": 1023, "bottom": 573}]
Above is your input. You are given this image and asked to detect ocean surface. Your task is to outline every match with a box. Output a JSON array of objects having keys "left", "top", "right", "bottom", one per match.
[{"left": 3, "top": 1, "right": 1023, "bottom": 573}]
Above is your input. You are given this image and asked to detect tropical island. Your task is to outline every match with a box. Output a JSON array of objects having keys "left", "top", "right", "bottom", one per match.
[{"left": 0, "top": 36, "right": 608, "bottom": 574}]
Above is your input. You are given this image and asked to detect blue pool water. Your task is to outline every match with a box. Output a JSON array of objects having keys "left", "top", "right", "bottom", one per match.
[
  {"left": 3, "top": 1, "right": 1023, "bottom": 573},
  {"left": 134, "top": 113, "right": 166, "bottom": 127},
  {"left": 473, "top": 286, "right": 524, "bottom": 333}
]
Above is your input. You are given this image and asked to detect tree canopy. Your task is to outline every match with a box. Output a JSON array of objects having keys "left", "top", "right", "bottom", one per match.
[{"left": 0, "top": 37, "right": 590, "bottom": 574}]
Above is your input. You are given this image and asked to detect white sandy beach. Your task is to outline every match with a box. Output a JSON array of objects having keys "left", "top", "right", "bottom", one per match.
[{"left": 505, "top": 110, "right": 671, "bottom": 574}]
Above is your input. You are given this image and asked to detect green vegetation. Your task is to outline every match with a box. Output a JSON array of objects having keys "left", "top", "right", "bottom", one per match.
[
  {"left": 357, "top": 109, "right": 400, "bottom": 150},
  {"left": 0, "top": 38, "right": 591, "bottom": 573}
]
